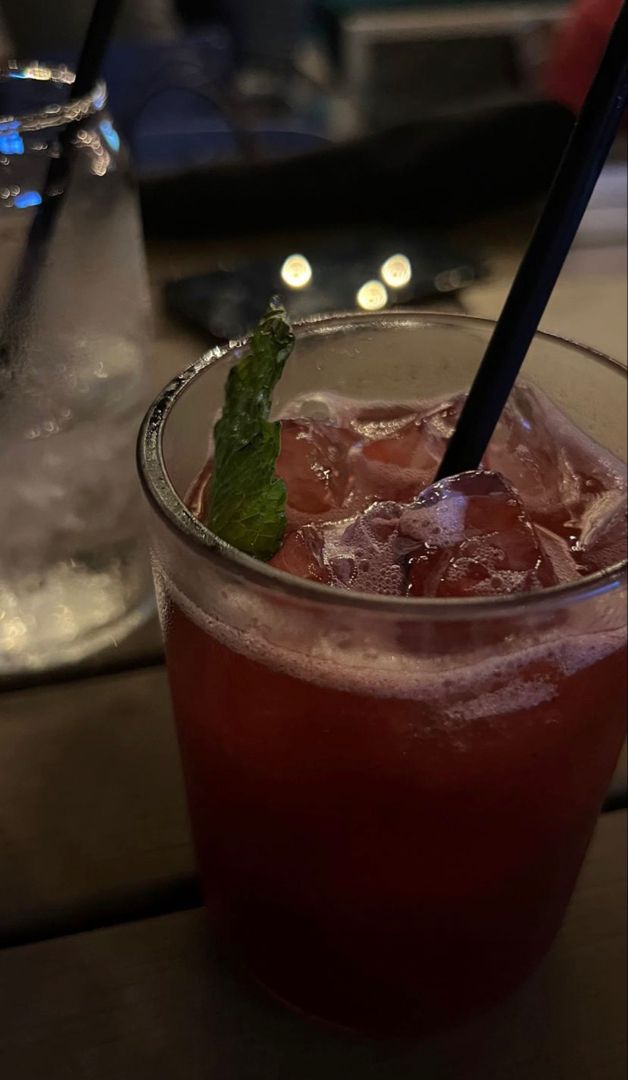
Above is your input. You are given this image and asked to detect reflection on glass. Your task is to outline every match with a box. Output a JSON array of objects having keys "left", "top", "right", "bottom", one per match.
[
  {"left": 380, "top": 253, "right": 412, "bottom": 289},
  {"left": 75, "top": 128, "right": 111, "bottom": 176},
  {"left": 280, "top": 254, "right": 313, "bottom": 290},
  {"left": 11, "top": 63, "right": 71, "bottom": 83},
  {"left": 356, "top": 279, "right": 388, "bottom": 311}
]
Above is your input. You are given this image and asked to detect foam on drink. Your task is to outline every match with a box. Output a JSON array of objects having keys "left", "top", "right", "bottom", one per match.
[{"left": 158, "top": 561, "right": 625, "bottom": 723}]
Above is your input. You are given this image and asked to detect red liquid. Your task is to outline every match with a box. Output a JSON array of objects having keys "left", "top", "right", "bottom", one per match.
[{"left": 163, "top": 387, "right": 627, "bottom": 1033}]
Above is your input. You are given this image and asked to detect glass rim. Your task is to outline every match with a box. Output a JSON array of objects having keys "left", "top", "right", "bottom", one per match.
[
  {"left": 0, "top": 61, "right": 106, "bottom": 133},
  {"left": 138, "top": 310, "right": 628, "bottom": 620}
]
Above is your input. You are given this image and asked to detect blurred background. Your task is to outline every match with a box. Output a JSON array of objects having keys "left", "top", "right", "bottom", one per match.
[
  {"left": 2, "top": 0, "right": 623, "bottom": 344},
  {"left": 1, "top": 0, "right": 625, "bottom": 349}
]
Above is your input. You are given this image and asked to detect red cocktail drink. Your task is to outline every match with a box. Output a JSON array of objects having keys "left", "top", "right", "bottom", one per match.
[{"left": 139, "top": 314, "right": 627, "bottom": 1033}]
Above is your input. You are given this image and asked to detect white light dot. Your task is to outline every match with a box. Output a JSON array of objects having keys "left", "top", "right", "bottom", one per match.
[
  {"left": 356, "top": 279, "right": 388, "bottom": 311},
  {"left": 280, "top": 254, "right": 313, "bottom": 289},
  {"left": 380, "top": 253, "right": 412, "bottom": 289}
]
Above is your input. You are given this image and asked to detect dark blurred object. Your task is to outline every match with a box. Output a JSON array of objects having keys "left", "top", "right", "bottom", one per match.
[
  {"left": 544, "top": 0, "right": 624, "bottom": 114},
  {"left": 165, "top": 229, "right": 480, "bottom": 340},
  {"left": 174, "top": 0, "right": 309, "bottom": 68},
  {"left": 213, "top": 0, "right": 309, "bottom": 73},
  {"left": 140, "top": 99, "right": 575, "bottom": 238},
  {"left": 0, "top": 9, "right": 11, "bottom": 62},
  {"left": 174, "top": 0, "right": 220, "bottom": 22},
  {"left": 0, "top": 0, "right": 179, "bottom": 49},
  {"left": 316, "top": 0, "right": 567, "bottom": 129},
  {"left": 175, "top": 1, "right": 314, "bottom": 120}
]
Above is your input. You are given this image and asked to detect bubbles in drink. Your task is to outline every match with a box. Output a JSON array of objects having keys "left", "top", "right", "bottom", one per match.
[
  {"left": 269, "top": 471, "right": 562, "bottom": 597},
  {"left": 319, "top": 502, "right": 415, "bottom": 595}
]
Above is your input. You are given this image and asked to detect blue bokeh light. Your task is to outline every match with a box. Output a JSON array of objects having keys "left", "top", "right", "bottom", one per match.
[
  {"left": 100, "top": 120, "right": 120, "bottom": 153},
  {"left": 14, "top": 190, "right": 42, "bottom": 209},
  {"left": 0, "top": 121, "right": 24, "bottom": 155}
]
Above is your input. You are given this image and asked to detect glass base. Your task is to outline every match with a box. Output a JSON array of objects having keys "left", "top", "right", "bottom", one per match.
[
  {"left": 218, "top": 928, "right": 548, "bottom": 1040},
  {"left": 203, "top": 899, "right": 555, "bottom": 1040},
  {"left": 0, "top": 553, "right": 155, "bottom": 676}
]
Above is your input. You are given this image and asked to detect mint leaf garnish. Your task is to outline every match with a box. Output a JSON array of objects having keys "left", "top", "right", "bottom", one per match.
[{"left": 206, "top": 300, "right": 295, "bottom": 560}]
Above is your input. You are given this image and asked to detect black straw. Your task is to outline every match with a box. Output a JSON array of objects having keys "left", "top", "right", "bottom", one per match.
[
  {"left": 1, "top": 0, "right": 123, "bottom": 367},
  {"left": 71, "top": 0, "right": 125, "bottom": 102},
  {"left": 435, "top": 0, "right": 628, "bottom": 482}
]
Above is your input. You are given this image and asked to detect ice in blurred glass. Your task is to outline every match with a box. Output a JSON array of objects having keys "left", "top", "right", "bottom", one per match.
[{"left": 0, "top": 63, "right": 152, "bottom": 673}]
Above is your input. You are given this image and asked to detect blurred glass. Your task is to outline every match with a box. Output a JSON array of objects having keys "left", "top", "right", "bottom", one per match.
[
  {"left": 0, "top": 63, "right": 153, "bottom": 675},
  {"left": 0, "top": 0, "right": 179, "bottom": 52}
]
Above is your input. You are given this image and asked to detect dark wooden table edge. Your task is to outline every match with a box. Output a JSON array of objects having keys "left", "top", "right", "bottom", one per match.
[
  {"left": 2, "top": 807, "right": 626, "bottom": 955},
  {"left": 0, "top": 649, "right": 165, "bottom": 696},
  {"left": 2, "top": 656, "right": 625, "bottom": 805},
  {"left": 1, "top": 652, "right": 625, "bottom": 953},
  {"left": 0, "top": 872, "right": 202, "bottom": 952}
]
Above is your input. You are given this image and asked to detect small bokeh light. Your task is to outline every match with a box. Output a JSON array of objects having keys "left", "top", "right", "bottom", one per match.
[
  {"left": 380, "top": 253, "right": 412, "bottom": 289},
  {"left": 356, "top": 279, "right": 388, "bottom": 311},
  {"left": 280, "top": 254, "right": 313, "bottom": 290}
]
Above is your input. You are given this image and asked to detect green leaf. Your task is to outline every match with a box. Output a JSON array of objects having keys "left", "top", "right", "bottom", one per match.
[{"left": 206, "top": 300, "right": 295, "bottom": 560}]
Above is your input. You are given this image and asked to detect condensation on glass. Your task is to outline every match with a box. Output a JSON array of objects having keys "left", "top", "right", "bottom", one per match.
[{"left": 0, "top": 63, "right": 153, "bottom": 674}]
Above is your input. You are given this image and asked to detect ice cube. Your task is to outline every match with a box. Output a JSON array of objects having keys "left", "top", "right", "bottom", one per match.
[
  {"left": 575, "top": 490, "right": 627, "bottom": 573},
  {"left": 356, "top": 425, "right": 434, "bottom": 504},
  {"left": 276, "top": 419, "right": 359, "bottom": 522},
  {"left": 323, "top": 502, "right": 416, "bottom": 595},
  {"left": 535, "top": 526, "right": 581, "bottom": 585},
  {"left": 485, "top": 384, "right": 627, "bottom": 539},
  {"left": 271, "top": 502, "right": 415, "bottom": 594},
  {"left": 270, "top": 525, "right": 331, "bottom": 584},
  {"left": 347, "top": 401, "right": 421, "bottom": 441},
  {"left": 353, "top": 397, "right": 463, "bottom": 505},
  {"left": 485, "top": 386, "right": 568, "bottom": 531},
  {"left": 271, "top": 471, "right": 563, "bottom": 597},
  {"left": 402, "top": 470, "right": 558, "bottom": 598}
]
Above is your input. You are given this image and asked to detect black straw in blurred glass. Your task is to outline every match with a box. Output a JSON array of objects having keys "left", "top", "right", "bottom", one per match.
[
  {"left": 0, "top": 0, "right": 124, "bottom": 368},
  {"left": 436, "top": 0, "right": 627, "bottom": 482}
]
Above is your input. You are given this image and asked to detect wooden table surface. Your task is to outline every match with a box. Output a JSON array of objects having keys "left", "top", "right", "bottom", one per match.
[
  {"left": 1, "top": 205, "right": 626, "bottom": 1078},
  {"left": 1, "top": 812, "right": 625, "bottom": 1080},
  {"left": 1, "top": 662, "right": 625, "bottom": 951}
]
